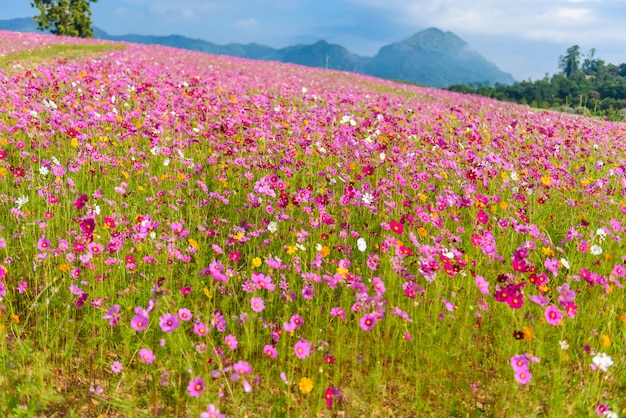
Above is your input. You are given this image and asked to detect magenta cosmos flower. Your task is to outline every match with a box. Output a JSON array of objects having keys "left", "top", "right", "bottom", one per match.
[
  {"left": 544, "top": 304, "right": 563, "bottom": 326},
  {"left": 187, "top": 376, "right": 205, "bottom": 397},
  {"left": 294, "top": 339, "right": 312, "bottom": 359},
  {"left": 359, "top": 313, "right": 377, "bottom": 331}
]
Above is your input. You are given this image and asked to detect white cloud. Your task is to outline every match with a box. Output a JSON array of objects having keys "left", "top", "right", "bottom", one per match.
[{"left": 345, "top": 0, "right": 625, "bottom": 44}]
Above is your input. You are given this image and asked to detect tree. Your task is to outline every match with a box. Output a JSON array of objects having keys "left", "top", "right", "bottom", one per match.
[
  {"left": 559, "top": 45, "right": 581, "bottom": 78},
  {"left": 31, "top": 0, "right": 98, "bottom": 38}
]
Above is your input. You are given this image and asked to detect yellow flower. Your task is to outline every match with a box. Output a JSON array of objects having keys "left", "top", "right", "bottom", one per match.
[
  {"left": 298, "top": 377, "right": 313, "bottom": 394},
  {"left": 10, "top": 314, "right": 19, "bottom": 324},
  {"left": 251, "top": 257, "right": 262, "bottom": 268},
  {"left": 541, "top": 175, "right": 552, "bottom": 186},
  {"left": 320, "top": 246, "right": 330, "bottom": 257},
  {"left": 203, "top": 288, "right": 213, "bottom": 299},
  {"left": 602, "top": 334, "right": 611, "bottom": 347},
  {"left": 0, "top": 167, "right": 7, "bottom": 177},
  {"left": 541, "top": 247, "right": 555, "bottom": 257},
  {"left": 233, "top": 232, "right": 244, "bottom": 242},
  {"left": 417, "top": 227, "right": 428, "bottom": 237},
  {"left": 286, "top": 245, "right": 297, "bottom": 255},
  {"left": 59, "top": 263, "right": 70, "bottom": 272},
  {"left": 499, "top": 201, "right": 508, "bottom": 210},
  {"left": 188, "top": 238, "right": 199, "bottom": 249}
]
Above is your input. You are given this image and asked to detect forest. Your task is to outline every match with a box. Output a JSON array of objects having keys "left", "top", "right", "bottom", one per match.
[{"left": 449, "top": 45, "right": 626, "bottom": 120}]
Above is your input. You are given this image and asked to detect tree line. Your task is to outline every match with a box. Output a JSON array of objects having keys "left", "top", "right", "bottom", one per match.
[{"left": 449, "top": 46, "right": 626, "bottom": 121}]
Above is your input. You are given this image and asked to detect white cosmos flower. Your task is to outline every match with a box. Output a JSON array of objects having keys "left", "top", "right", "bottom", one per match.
[
  {"left": 442, "top": 251, "right": 455, "bottom": 259},
  {"left": 39, "top": 166, "right": 49, "bottom": 176},
  {"left": 357, "top": 238, "right": 367, "bottom": 252},
  {"left": 592, "top": 352, "right": 614, "bottom": 372},
  {"left": 590, "top": 245, "right": 603, "bottom": 256},
  {"left": 560, "top": 258, "right": 570, "bottom": 269},
  {"left": 15, "top": 196, "right": 29, "bottom": 209},
  {"left": 361, "top": 193, "right": 374, "bottom": 205},
  {"left": 267, "top": 221, "right": 278, "bottom": 233},
  {"left": 559, "top": 340, "right": 569, "bottom": 350}
]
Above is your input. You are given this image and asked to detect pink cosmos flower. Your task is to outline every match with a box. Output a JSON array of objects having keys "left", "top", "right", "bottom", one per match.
[
  {"left": 475, "top": 275, "right": 490, "bottom": 294},
  {"left": 178, "top": 308, "right": 192, "bottom": 321},
  {"left": 544, "top": 258, "right": 559, "bottom": 276},
  {"left": 514, "top": 369, "right": 532, "bottom": 385},
  {"left": 111, "top": 361, "right": 122, "bottom": 373},
  {"left": 545, "top": 304, "right": 563, "bottom": 326},
  {"left": 225, "top": 334, "right": 238, "bottom": 350},
  {"left": 359, "top": 313, "right": 377, "bottom": 331},
  {"left": 233, "top": 360, "right": 252, "bottom": 374},
  {"left": 193, "top": 321, "right": 208, "bottom": 336},
  {"left": 263, "top": 344, "right": 277, "bottom": 358},
  {"left": 330, "top": 307, "right": 346, "bottom": 318},
  {"left": 159, "top": 313, "right": 180, "bottom": 332},
  {"left": 201, "top": 404, "right": 226, "bottom": 418},
  {"left": 251, "top": 297, "right": 265, "bottom": 312},
  {"left": 131, "top": 314, "right": 149, "bottom": 331},
  {"left": 510, "top": 354, "right": 529, "bottom": 372},
  {"left": 138, "top": 348, "right": 155, "bottom": 364},
  {"left": 187, "top": 376, "right": 205, "bottom": 397},
  {"left": 37, "top": 237, "right": 51, "bottom": 251},
  {"left": 294, "top": 339, "right": 312, "bottom": 359}
]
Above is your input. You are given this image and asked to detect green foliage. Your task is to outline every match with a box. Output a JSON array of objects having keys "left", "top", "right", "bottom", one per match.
[
  {"left": 559, "top": 45, "right": 581, "bottom": 78},
  {"left": 31, "top": 0, "right": 98, "bottom": 38},
  {"left": 449, "top": 45, "right": 626, "bottom": 120}
]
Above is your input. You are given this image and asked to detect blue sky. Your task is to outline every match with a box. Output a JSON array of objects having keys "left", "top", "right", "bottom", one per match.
[{"left": 2, "top": 0, "right": 625, "bottom": 81}]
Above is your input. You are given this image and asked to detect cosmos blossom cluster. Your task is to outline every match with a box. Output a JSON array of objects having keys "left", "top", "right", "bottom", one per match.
[{"left": 0, "top": 31, "right": 626, "bottom": 415}]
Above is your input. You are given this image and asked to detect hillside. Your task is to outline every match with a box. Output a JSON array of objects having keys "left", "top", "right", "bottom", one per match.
[{"left": 0, "top": 29, "right": 625, "bottom": 418}]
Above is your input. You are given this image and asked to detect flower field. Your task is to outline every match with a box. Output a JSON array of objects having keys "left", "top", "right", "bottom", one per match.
[{"left": 1, "top": 31, "right": 626, "bottom": 417}]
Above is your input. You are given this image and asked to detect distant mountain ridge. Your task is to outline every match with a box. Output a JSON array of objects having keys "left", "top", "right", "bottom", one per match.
[{"left": 0, "top": 17, "right": 515, "bottom": 87}]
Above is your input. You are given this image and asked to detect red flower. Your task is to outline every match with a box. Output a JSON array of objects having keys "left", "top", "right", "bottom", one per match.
[
  {"left": 389, "top": 220, "right": 404, "bottom": 235},
  {"left": 324, "top": 387, "right": 334, "bottom": 408}
]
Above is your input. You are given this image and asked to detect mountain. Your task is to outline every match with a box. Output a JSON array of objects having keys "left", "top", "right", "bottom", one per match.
[
  {"left": 364, "top": 28, "right": 515, "bottom": 87},
  {"left": 0, "top": 18, "right": 514, "bottom": 87}
]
